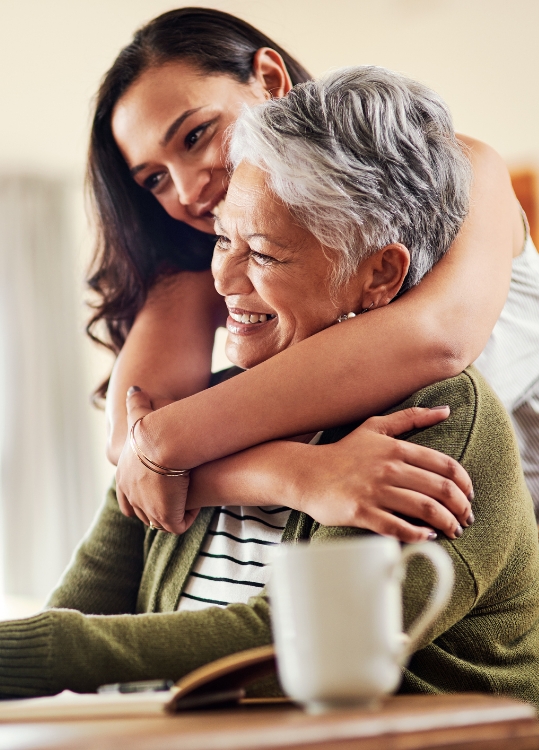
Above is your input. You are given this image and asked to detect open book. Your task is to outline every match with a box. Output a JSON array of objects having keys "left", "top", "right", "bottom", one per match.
[{"left": 0, "top": 645, "right": 278, "bottom": 722}]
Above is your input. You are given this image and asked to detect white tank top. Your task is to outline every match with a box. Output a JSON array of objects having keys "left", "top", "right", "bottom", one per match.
[
  {"left": 474, "top": 224, "right": 539, "bottom": 510},
  {"left": 474, "top": 230, "right": 539, "bottom": 412}
]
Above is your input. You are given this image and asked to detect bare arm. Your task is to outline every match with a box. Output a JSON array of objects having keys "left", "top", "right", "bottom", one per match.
[
  {"left": 134, "top": 138, "right": 521, "bottom": 469},
  {"left": 119, "top": 389, "right": 473, "bottom": 543},
  {"left": 106, "top": 270, "right": 226, "bottom": 464}
]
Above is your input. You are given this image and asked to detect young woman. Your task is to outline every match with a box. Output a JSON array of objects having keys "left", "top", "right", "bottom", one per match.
[{"left": 88, "top": 8, "right": 530, "bottom": 536}]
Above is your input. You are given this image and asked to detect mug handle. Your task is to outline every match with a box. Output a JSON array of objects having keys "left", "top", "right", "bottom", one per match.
[{"left": 399, "top": 543, "right": 454, "bottom": 662}]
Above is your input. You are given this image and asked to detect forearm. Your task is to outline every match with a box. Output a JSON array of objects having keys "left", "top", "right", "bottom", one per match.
[
  {"left": 105, "top": 271, "right": 224, "bottom": 464},
  {"left": 0, "top": 598, "right": 272, "bottom": 697},
  {"left": 186, "top": 441, "right": 308, "bottom": 511}
]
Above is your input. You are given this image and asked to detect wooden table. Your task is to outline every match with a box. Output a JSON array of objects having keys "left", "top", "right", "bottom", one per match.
[{"left": 0, "top": 693, "right": 536, "bottom": 750}]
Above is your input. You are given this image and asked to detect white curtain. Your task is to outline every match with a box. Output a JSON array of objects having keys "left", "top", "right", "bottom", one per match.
[{"left": 0, "top": 176, "right": 99, "bottom": 598}]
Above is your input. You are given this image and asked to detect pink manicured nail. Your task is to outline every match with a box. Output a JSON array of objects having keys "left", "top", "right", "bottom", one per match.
[{"left": 430, "top": 405, "right": 450, "bottom": 411}]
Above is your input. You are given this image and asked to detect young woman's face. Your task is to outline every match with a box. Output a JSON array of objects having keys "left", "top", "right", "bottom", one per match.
[{"left": 112, "top": 61, "right": 272, "bottom": 234}]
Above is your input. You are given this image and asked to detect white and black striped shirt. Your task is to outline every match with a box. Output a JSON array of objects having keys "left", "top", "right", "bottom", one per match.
[
  {"left": 178, "top": 431, "right": 323, "bottom": 611},
  {"left": 177, "top": 505, "right": 291, "bottom": 611}
]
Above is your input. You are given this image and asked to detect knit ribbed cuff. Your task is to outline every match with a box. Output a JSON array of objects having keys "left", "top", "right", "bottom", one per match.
[{"left": 0, "top": 612, "right": 54, "bottom": 697}]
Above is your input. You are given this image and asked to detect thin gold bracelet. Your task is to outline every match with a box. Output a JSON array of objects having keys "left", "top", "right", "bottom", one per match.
[{"left": 129, "top": 416, "right": 190, "bottom": 477}]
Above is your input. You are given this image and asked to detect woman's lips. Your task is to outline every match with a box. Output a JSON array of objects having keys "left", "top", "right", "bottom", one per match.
[{"left": 226, "top": 308, "right": 277, "bottom": 335}]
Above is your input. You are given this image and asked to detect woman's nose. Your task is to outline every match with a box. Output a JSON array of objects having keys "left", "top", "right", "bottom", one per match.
[
  {"left": 212, "top": 248, "right": 253, "bottom": 297},
  {"left": 169, "top": 165, "right": 211, "bottom": 207}
]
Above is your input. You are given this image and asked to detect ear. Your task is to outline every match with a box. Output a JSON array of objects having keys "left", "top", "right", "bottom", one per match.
[
  {"left": 251, "top": 47, "right": 293, "bottom": 98},
  {"left": 359, "top": 243, "right": 410, "bottom": 310}
]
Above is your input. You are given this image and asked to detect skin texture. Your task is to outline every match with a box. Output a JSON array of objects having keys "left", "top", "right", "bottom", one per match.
[
  {"left": 115, "top": 163, "right": 476, "bottom": 541},
  {"left": 106, "top": 57, "right": 522, "bottom": 540}
]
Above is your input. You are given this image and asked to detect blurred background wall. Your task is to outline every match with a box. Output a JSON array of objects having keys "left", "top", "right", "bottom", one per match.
[{"left": 0, "top": 0, "right": 537, "bottom": 606}]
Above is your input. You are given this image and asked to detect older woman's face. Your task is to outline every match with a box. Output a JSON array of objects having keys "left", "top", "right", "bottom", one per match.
[{"left": 212, "top": 162, "right": 366, "bottom": 369}]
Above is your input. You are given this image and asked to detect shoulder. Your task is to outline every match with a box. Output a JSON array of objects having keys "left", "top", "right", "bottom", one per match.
[
  {"left": 385, "top": 367, "right": 481, "bottom": 462},
  {"left": 321, "top": 367, "right": 490, "bottom": 462}
]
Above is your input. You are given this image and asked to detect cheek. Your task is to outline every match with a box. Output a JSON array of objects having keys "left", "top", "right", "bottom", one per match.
[
  {"left": 208, "top": 130, "right": 228, "bottom": 170},
  {"left": 156, "top": 190, "right": 216, "bottom": 233}
]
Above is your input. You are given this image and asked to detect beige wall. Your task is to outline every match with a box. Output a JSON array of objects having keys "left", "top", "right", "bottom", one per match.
[
  {"left": 1, "top": 0, "right": 538, "bottom": 178},
  {"left": 1, "top": 0, "right": 537, "bottom": 496}
]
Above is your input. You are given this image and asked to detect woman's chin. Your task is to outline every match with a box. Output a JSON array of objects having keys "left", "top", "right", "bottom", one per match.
[{"left": 225, "top": 340, "right": 273, "bottom": 370}]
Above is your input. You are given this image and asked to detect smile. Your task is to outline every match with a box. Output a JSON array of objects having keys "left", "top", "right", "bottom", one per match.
[
  {"left": 210, "top": 198, "right": 227, "bottom": 218},
  {"left": 226, "top": 307, "right": 277, "bottom": 335},
  {"left": 230, "top": 311, "right": 275, "bottom": 324}
]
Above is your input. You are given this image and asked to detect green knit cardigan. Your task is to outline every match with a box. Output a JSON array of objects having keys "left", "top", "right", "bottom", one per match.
[{"left": 0, "top": 367, "right": 538, "bottom": 706}]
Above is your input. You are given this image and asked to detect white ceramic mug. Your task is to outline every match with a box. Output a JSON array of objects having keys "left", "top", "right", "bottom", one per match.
[{"left": 269, "top": 536, "right": 454, "bottom": 713}]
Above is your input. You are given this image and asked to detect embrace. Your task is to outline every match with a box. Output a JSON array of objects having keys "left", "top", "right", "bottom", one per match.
[{"left": 0, "top": 64, "right": 537, "bottom": 706}]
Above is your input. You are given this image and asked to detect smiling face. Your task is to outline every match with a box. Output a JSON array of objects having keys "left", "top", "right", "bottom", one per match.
[
  {"left": 212, "top": 162, "right": 372, "bottom": 369},
  {"left": 111, "top": 61, "right": 272, "bottom": 234}
]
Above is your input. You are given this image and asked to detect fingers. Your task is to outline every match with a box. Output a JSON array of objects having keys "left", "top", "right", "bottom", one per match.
[
  {"left": 126, "top": 386, "right": 153, "bottom": 426},
  {"left": 397, "top": 441, "right": 474, "bottom": 511},
  {"left": 116, "top": 485, "right": 136, "bottom": 518},
  {"left": 382, "top": 487, "right": 465, "bottom": 539},
  {"left": 365, "top": 406, "right": 450, "bottom": 438},
  {"left": 131, "top": 504, "right": 151, "bottom": 527},
  {"left": 362, "top": 509, "right": 438, "bottom": 544}
]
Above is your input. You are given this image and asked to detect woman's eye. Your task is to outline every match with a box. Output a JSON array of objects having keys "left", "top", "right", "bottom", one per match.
[
  {"left": 251, "top": 251, "right": 275, "bottom": 266},
  {"left": 143, "top": 172, "right": 166, "bottom": 191},
  {"left": 185, "top": 122, "right": 210, "bottom": 149}
]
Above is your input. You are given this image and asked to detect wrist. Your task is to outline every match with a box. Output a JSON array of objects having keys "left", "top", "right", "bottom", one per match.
[
  {"left": 273, "top": 442, "right": 316, "bottom": 513},
  {"left": 134, "top": 410, "right": 185, "bottom": 472}
]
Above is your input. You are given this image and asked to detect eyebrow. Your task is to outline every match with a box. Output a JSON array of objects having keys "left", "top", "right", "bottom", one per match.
[
  {"left": 246, "top": 233, "right": 287, "bottom": 249},
  {"left": 129, "top": 106, "right": 204, "bottom": 177},
  {"left": 215, "top": 220, "right": 288, "bottom": 249}
]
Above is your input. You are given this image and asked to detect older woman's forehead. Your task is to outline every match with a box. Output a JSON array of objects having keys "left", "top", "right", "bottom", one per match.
[{"left": 222, "top": 162, "right": 292, "bottom": 235}]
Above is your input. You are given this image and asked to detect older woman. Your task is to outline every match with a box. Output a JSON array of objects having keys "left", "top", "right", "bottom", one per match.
[{"left": 0, "top": 67, "right": 537, "bottom": 705}]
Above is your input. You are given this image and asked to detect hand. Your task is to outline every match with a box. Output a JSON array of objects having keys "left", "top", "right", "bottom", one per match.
[
  {"left": 292, "top": 406, "right": 473, "bottom": 543},
  {"left": 115, "top": 387, "right": 198, "bottom": 534}
]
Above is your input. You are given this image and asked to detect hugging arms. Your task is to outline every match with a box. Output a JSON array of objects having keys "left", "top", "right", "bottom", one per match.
[
  {"left": 86, "top": 10, "right": 526, "bottom": 538},
  {"left": 112, "top": 131, "right": 521, "bottom": 538}
]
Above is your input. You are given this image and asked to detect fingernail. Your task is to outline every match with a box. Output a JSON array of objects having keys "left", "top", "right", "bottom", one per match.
[
  {"left": 454, "top": 525, "right": 463, "bottom": 538},
  {"left": 127, "top": 386, "right": 141, "bottom": 398},
  {"left": 430, "top": 405, "right": 450, "bottom": 411},
  {"left": 468, "top": 489, "right": 474, "bottom": 502},
  {"left": 427, "top": 531, "right": 437, "bottom": 541},
  {"left": 466, "top": 512, "right": 475, "bottom": 526}
]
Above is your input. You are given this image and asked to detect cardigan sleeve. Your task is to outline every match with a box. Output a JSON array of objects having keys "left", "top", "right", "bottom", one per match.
[
  {"left": 0, "top": 595, "right": 272, "bottom": 697},
  {"left": 46, "top": 484, "right": 146, "bottom": 616}
]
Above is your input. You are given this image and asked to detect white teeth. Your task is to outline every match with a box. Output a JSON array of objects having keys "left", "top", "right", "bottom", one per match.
[
  {"left": 212, "top": 199, "right": 226, "bottom": 218},
  {"left": 229, "top": 311, "right": 274, "bottom": 325}
]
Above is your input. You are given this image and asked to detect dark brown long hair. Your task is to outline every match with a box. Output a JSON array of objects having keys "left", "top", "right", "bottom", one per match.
[{"left": 87, "top": 7, "right": 311, "bottom": 400}]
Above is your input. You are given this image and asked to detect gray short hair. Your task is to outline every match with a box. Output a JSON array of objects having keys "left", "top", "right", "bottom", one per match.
[{"left": 229, "top": 66, "right": 471, "bottom": 291}]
